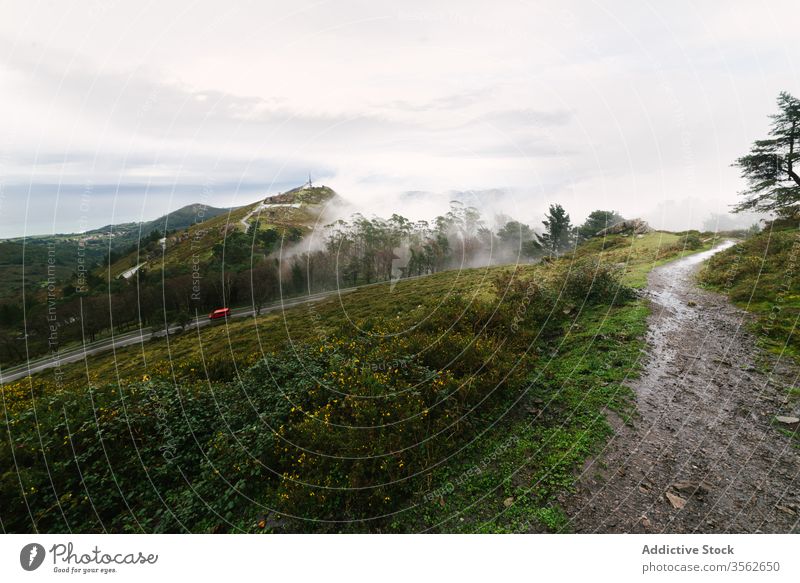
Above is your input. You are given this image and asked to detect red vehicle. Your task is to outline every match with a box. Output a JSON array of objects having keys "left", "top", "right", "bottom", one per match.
[{"left": 208, "top": 307, "right": 231, "bottom": 320}]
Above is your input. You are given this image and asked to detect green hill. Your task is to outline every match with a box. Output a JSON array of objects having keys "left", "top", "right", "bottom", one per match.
[
  {"left": 0, "top": 203, "right": 230, "bottom": 302},
  {"left": 1, "top": 231, "right": 713, "bottom": 533},
  {"left": 90, "top": 203, "right": 230, "bottom": 242},
  {"left": 0, "top": 183, "right": 337, "bottom": 302},
  {"left": 106, "top": 185, "right": 338, "bottom": 277},
  {"left": 0, "top": 184, "right": 341, "bottom": 368}
]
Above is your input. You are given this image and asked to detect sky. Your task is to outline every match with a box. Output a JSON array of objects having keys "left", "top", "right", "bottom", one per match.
[{"left": 0, "top": 0, "right": 798, "bottom": 238}]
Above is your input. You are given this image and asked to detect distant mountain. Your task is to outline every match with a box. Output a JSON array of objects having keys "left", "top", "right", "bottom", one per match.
[
  {"left": 0, "top": 203, "right": 231, "bottom": 301},
  {"left": 147, "top": 203, "right": 231, "bottom": 233},
  {"left": 86, "top": 203, "right": 231, "bottom": 241}
]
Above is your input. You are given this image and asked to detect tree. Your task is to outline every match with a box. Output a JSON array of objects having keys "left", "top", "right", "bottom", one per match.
[
  {"left": 212, "top": 231, "right": 252, "bottom": 266},
  {"left": 174, "top": 310, "right": 193, "bottom": 332},
  {"left": 441, "top": 203, "right": 482, "bottom": 264},
  {"left": 81, "top": 296, "right": 110, "bottom": 342},
  {"left": 577, "top": 210, "right": 624, "bottom": 241},
  {"left": 247, "top": 261, "right": 279, "bottom": 314},
  {"left": 734, "top": 91, "right": 800, "bottom": 215},
  {"left": 537, "top": 204, "right": 574, "bottom": 255},
  {"left": 521, "top": 239, "right": 543, "bottom": 258},
  {"left": 497, "top": 221, "right": 533, "bottom": 248},
  {"left": 257, "top": 228, "right": 281, "bottom": 254},
  {"left": 496, "top": 221, "right": 541, "bottom": 258}
]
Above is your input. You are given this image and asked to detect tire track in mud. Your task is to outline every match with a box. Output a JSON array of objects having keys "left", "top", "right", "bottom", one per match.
[{"left": 565, "top": 242, "right": 800, "bottom": 533}]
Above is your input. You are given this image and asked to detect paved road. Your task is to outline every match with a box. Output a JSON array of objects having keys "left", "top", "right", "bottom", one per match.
[{"left": 0, "top": 287, "right": 352, "bottom": 384}]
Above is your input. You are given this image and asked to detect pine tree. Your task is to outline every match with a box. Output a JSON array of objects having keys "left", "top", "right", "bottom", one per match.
[
  {"left": 577, "top": 210, "right": 624, "bottom": 241},
  {"left": 734, "top": 91, "right": 800, "bottom": 215},
  {"left": 537, "top": 204, "right": 574, "bottom": 255}
]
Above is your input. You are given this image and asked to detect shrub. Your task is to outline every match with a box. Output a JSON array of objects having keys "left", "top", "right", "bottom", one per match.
[
  {"left": 681, "top": 233, "right": 703, "bottom": 250},
  {"left": 490, "top": 267, "right": 566, "bottom": 340},
  {"left": 558, "top": 259, "right": 635, "bottom": 306},
  {"left": 0, "top": 249, "right": 636, "bottom": 532},
  {"left": 268, "top": 311, "right": 523, "bottom": 523}
]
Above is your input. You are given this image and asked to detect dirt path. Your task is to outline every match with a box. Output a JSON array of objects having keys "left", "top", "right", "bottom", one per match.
[{"left": 565, "top": 243, "right": 800, "bottom": 533}]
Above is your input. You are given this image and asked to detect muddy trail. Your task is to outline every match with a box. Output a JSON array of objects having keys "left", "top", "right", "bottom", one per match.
[{"left": 565, "top": 243, "right": 800, "bottom": 533}]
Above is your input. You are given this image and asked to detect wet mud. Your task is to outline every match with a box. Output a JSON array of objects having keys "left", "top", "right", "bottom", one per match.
[{"left": 565, "top": 243, "right": 800, "bottom": 533}]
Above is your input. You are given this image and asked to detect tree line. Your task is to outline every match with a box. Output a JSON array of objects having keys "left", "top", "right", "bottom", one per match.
[{"left": 0, "top": 202, "right": 625, "bottom": 365}]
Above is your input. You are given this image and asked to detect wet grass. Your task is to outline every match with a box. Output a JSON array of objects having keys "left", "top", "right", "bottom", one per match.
[
  {"left": 10, "top": 232, "right": 694, "bottom": 391},
  {"left": 699, "top": 227, "right": 800, "bottom": 357},
  {"left": 698, "top": 225, "right": 800, "bottom": 442},
  {"left": 2, "top": 231, "right": 711, "bottom": 532},
  {"left": 396, "top": 301, "right": 648, "bottom": 532}
]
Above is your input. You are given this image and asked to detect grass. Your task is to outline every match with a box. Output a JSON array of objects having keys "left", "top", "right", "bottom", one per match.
[
  {"left": 105, "top": 185, "right": 336, "bottom": 277},
  {"left": 11, "top": 231, "right": 697, "bottom": 390},
  {"left": 574, "top": 230, "right": 715, "bottom": 288},
  {"left": 699, "top": 226, "right": 800, "bottom": 357},
  {"left": 10, "top": 266, "right": 507, "bottom": 388},
  {"left": 698, "top": 225, "right": 800, "bottom": 442},
  {"left": 1, "top": 230, "right": 713, "bottom": 533},
  {"left": 397, "top": 302, "right": 648, "bottom": 533}
]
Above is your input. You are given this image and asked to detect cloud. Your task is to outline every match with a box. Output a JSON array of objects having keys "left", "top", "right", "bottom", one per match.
[{"left": 0, "top": 0, "right": 797, "bottom": 237}]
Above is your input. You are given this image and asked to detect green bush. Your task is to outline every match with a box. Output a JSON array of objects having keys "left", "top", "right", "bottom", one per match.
[
  {"left": 0, "top": 251, "right": 635, "bottom": 532},
  {"left": 681, "top": 233, "right": 703, "bottom": 250},
  {"left": 559, "top": 259, "right": 636, "bottom": 306},
  {"left": 490, "top": 267, "right": 567, "bottom": 340}
]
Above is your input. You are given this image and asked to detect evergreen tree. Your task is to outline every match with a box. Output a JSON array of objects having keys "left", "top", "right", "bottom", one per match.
[
  {"left": 537, "top": 204, "right": 574, "bottom": 255},
  {"left": 496, "top": 220, "right": 541, "bottom": 257},
  {"left": 734, "top": 91, "right": 800, "bottom": 215},
  {"left": 577, "top": 210, "right": 624, "bottom": 241},
  {"left": 497, "top": 220, "right": 532, "bottom": 245}
]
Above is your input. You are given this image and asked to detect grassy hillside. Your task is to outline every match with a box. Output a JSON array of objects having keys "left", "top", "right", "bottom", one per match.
[
  {"left": 699, "top": 225, "right": 800, "bottom": 358},
  {"left": 0, "top": 203, "right": 230, "bottom": 302},
  {"left": 698, "top": 225, "right": 800, "bottom": 442},
  {"left": 106, "top": 185, "right": 337, "bottom": 278},
  {"left": 96, "top": 203, "right": 230, "bottom": 243},
  {"left": 11, "top": 231, "right": 692, "bottom": 389},
  {"left": 0, "top": 186, "right": 333, "bottom": 305},
  {"left": 0, "top": 231, "right": 712, "bottom": 533},
  {"left": 0, "top": 241, "right": 77, "bottom": 301}
]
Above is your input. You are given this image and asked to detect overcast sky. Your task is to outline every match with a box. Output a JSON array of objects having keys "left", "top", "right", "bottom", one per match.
[{"left": 1, "top": 0, "right": 798, "bottom": 237}]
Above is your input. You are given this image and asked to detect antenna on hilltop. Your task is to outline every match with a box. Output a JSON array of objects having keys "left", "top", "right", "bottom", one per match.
[{"left": 307, "top": 173, "right": 313, "bottom": 188}]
